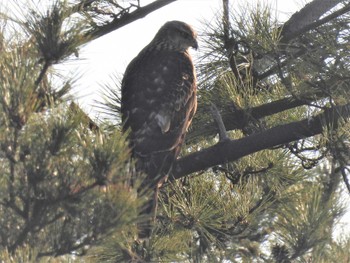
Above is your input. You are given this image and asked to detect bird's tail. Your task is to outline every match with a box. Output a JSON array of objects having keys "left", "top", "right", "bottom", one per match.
[{"left": 135, "top": 151, "right": 175, "bottom": 239}]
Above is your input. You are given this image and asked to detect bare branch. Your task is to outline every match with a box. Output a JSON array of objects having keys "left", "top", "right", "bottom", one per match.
[
  {"left": 281, "top": 0, "right": 345, "bottom": 42},
  {"left": 210, "top": 103, "right": 229, "bottom": 141},
  {"left": 341, "top": 167, "right": 350, "bottom": 194},
  {"left": 84, "top": 0, "right": 178, "bottom": 42},
  {"left": 187, "top": 96, "right": 312, "bottom": 142},
  {"left": 69, "top": 0, "right": 98, "bottom": 14},
  {"left": 174, "top": 103, "right": 350, "bottom": 179}
]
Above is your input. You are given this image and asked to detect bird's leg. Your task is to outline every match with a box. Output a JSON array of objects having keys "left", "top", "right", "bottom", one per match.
[
  {"left": 210, "top": 103, "right": 230, "bottom": 142},
  {"left": 137, "top": 184, "right": 158, "bottom": 240}
]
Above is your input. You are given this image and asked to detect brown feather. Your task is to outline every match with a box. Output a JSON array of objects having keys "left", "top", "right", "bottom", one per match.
[{"left": 121, "top": 20, "right": 197, "bottom": 238}]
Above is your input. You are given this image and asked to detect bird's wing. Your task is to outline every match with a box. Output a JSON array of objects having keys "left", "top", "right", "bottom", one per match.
[{"left": 121, "top": 49, "right": 196, "bottom": 156}]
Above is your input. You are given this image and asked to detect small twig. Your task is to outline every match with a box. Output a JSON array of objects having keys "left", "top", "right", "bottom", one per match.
[
  {"left": 85, "top": 0, "right": 178, "bottom": 41},
  {"left": 275, "top": 57, "right": 324, "bottom": 110},
  {"left": 210, "top": 103, "right": 229, "bottom": 141},
  {"left": 35, "top": 60, "right": 50, "bottom": 87},
  {"left": 222, "top": 0, "right": 230, "bottom": 41},
  {"left": 69, "top": 102, "right": 100, "bottom": 132},
  {"left": 222, "top": 0, "right": 246, "bottom": 86},
  {"left": 70, "top": 0, "right": 98, "bottom": 14},
  {"left": 341, "top": 167, "right": 350, "bottom": 194}
]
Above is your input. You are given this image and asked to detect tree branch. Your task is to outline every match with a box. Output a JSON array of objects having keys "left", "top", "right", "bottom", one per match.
[
  {"left": 280, "top": 0, "right": 344, "bottom": 43},
  {"left": 187, "top": 96, "right": 312, "bottom": 142},
  {"left": 84, "top": 0, "right": 178, "bottom": 42},
  {"left": 174, "top": 103, "right": 350, "bottom": 179},
  {"left": 256, "top": 0, "right": 349, "bottom": 80},
  {"left": 70, "top": 0, "right": 98, "bottom": 14}
]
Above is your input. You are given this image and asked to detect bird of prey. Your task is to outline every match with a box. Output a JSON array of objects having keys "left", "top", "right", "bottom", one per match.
[{"left": 121, "top": 20, "right": 198, "bottom": 237}]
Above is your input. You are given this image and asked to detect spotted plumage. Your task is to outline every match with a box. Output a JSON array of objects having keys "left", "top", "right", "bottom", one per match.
[
  {"left": 121, "top": 21, "right": 197, "bottom": 181},
  {"left": 121, "top": 20, "right": 197, "bottom": 238}
]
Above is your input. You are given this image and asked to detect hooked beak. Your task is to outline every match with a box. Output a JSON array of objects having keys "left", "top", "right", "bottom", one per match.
[{"left": 192, "top": 39, "right": 198, "bottom": 50}]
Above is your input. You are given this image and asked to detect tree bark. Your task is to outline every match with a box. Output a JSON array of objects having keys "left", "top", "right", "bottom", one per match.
[
  {"left": 173, "top": 103, "right": 350, "bottom": 179},
  {"left": 187, "top": 96, "right": 314, "bottom": 142},
  {"left": 281, "top": 0, "right": 344, "bottom": 42},
  {"left": 85, "top": 0, "right": 178, "bottom": 42}
]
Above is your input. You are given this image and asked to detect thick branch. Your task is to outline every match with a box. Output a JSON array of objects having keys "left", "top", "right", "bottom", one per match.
[
  {"left": 256, "top": 0, "right": 349, "bottom": 80},
  {"left": 281, "top": 0, "right": 344, "bottom": 43},
  {"left": 284, "top": 2, "right": 350, "bottom": 43},
  {"left": 174, "top": 103, "right": 350, "bottom": 179},
  {"left": 187, "top": 96, "right": 310, "bottom": 142},
  {"left": 84, "top": 0, "right": 178, "bottom": 42}
]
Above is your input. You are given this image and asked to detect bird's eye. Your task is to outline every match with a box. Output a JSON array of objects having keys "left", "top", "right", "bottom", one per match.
[{"left": 180, "top": 30, "right": 191, "bottom": 39}]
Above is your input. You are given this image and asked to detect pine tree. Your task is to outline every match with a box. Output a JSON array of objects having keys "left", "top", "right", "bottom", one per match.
[
  {"left": 0, "top": 1, "right": 145, "bottom": 261},
  {"left": 1, "top": 0, "right": 350, "bottom": 262}
]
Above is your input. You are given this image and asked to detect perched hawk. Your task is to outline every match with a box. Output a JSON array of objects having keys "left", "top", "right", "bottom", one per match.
[
  {"left": 121, "top": 20, "right": 197, "bottom": 179},
  {"left": 121, "top": 21, "right": 198, "bottom": 236}
]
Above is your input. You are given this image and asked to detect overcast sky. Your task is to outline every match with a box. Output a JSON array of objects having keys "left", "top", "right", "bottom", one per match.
[{"left": 51, "top": 0, "right": 305, "bottom": 108}]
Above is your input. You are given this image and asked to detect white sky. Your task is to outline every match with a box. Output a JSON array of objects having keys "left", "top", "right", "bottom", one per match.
[{"left": 55, "top": 0, "right": 305, "bottom": 107}]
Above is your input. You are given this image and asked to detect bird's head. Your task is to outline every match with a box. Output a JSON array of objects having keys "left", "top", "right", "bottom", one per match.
[{"left": 154, "top": 20, "right": 198, "bottom": 52}]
